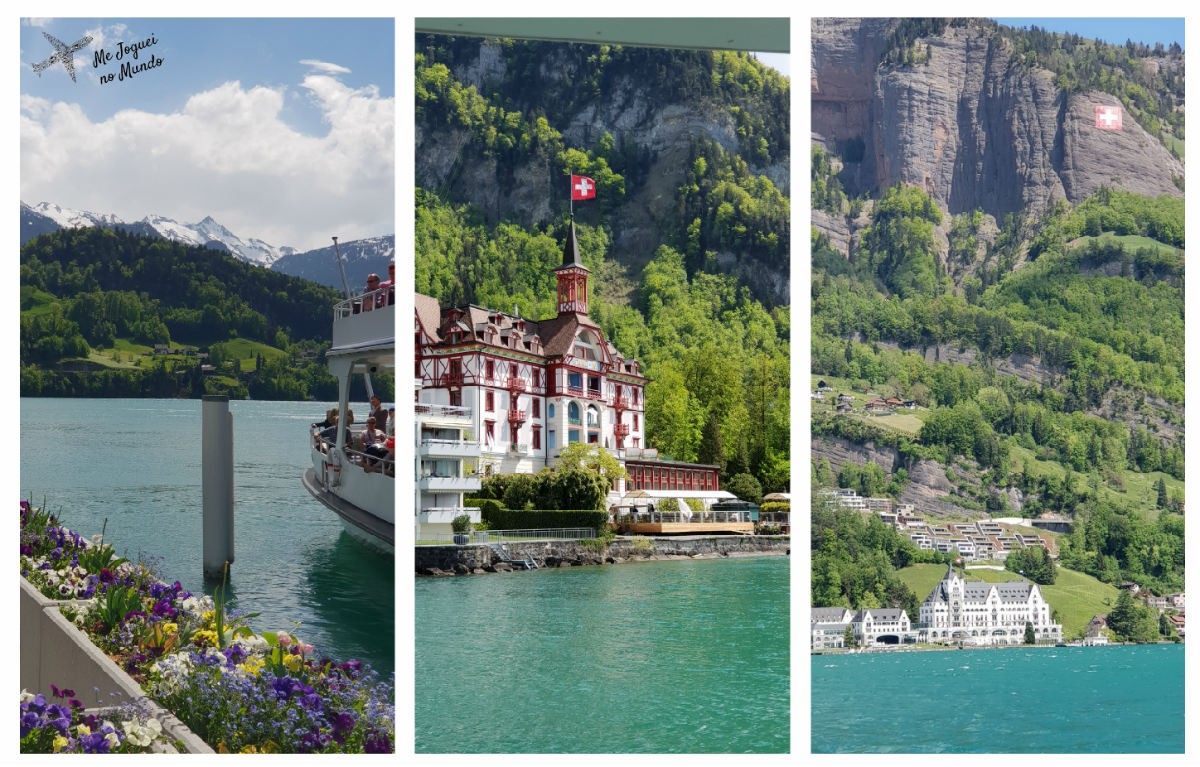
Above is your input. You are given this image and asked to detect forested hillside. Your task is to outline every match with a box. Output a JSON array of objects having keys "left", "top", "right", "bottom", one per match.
[
  {"left": 19, "top": 228, "right": 391, "bottom": 401},
  {"left": 415, "top": 36, "right": 790, "bottom": 493},
  {"left": 811, "top": 18, "right": 1184, "bottom": 613}
]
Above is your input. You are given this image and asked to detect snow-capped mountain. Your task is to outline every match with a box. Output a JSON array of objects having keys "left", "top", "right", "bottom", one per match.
[
  {"left": 26, "top": 201, "right": 124, "bottom": 230},
  {"left": 271, "top": 235, "right": 395, "bottom": 292},
  {"left": 20, "top": 202, "right": 300, "bottom": 267}
]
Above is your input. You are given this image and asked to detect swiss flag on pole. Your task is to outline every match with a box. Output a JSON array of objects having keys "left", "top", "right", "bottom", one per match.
[{"left": 571, "top": 174, "right": 597, "bottom": 201}]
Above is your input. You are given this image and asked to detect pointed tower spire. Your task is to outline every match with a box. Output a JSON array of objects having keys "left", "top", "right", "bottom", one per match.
[
  {"left": 554, "top": 219, "right": 590, "bottom": 316},
  {"left": 559, "top": 218, "right": 585, "bottom": 268}
]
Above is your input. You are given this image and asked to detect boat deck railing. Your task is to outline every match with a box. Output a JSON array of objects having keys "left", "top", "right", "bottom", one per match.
[
  {"left": 311, "top": 426, "right": 394, "bottom": 478},
  {"left": 334, "top": 286, "right": 395, "bottom": 318}
]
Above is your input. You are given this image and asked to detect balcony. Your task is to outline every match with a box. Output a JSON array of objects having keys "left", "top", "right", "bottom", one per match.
[
  {"left": 415, "top": 402, "right": 472, "bottom": 422},
  {"left": 418, "top": 475, "right": 482, "bottom": 492},
  {"left": 610, "top": 396, "right": 630, "bottom": 411},
  {"left": 434, "top": 372, "right": 464, "bottom": 388},
  {"left": 613, "top": 423, "right": 630, "bottom": 438},
  {"left": 507, "top": 408, "right": 527, "bottom": 425},
  {"left": 419, "top": 438, "right": 481, "bottom": 459},
  {"left": 418, "top": 507, "right": 481, "bottom": 525},
  {"left": 506, "top": 377, "right": 527, "bottom": 393}
]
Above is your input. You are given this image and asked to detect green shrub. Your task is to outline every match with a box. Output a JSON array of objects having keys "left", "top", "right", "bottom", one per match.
[
  {"left": 482, "top": 508, "right": 607, "bottom": 532},
  {"left": 465, "top": 497, "right": 504, "bottom": 517}
]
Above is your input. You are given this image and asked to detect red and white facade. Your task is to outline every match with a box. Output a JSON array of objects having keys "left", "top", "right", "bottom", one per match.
[{"left": 415, "top": 222, "right": 649, "bottom": 475}]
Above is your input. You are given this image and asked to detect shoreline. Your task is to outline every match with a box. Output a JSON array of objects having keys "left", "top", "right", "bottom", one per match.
[
  {"left": 416, "top": 535, "right": 791, "bottom": 575},
  {"left": 813, "top": 640, "right": 1181, "bottom": 656}
]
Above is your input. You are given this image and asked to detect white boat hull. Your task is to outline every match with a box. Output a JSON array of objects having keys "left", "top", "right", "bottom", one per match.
[{"left": 303, "top": 466, "right": 394, "bottom": 552}]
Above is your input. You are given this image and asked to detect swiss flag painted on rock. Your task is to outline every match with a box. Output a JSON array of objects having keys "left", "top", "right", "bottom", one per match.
[
  {"left": 1095, "top": 105, "right": 1123, "bottom": 131},
  {"left": 570, "top": 175, "right": 596, "bottom": 201}
]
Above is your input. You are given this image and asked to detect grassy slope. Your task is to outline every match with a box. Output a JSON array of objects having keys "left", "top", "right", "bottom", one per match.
[
  {"left": 809, "top": 374, "right": 929, "bottom": 437},
  {"left": 211, "top": 338, "right": 289, "bottom": 372},
  {"left": 810, "top": 369, "right": 1182, "bottom": 519},
  {"left": 1066, "top": 232, "right": 1181, "bottom": 257},
  {"left": 1007, "top": 444, "right": 1182, "bottom": 520},
  {"left": 898, "top": 563, "right": 1120, "bottom": 639}
]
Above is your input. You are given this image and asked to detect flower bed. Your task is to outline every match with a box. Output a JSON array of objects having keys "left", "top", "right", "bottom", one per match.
[
  {"left": 20, "top": 685, "right": 172, "bottom": 754},
  {"left": 19, "top": 500, "right": 394, "bottom": 754}
]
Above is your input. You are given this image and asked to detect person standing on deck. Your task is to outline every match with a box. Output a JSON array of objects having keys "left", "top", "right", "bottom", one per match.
[
  {"left": 369, "top": 395, "right": 388, "bottom": 434},
  {"left": 363, "top": 273, "right": 382, "bottom": 311}
]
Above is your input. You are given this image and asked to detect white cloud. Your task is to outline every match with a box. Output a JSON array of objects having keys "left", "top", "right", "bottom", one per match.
[
  {"left": 300, "top": 59, "right": 352, "bottom": 76},
  {"left": 83, "top": 23, "right": 130, "bottom": 55},
  {"left": 20, "top": 75, "right": 393, "bottom": 252}
]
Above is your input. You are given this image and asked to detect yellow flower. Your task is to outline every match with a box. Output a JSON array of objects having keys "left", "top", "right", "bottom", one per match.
[
  {"left": 76, "top": 724, "right": 91, "bottom": 736},
  {"left": 52, "top": 735, "right": 70, "bottom": 752},
  {"left": 240, "top": 745, "right": 258, "bottom": 754},
  {"left": 282, "top": 654, "right": 303, "bottom": 672},
  {"left": 193, "top": 629, "right": 219, "bottom": 647},
  {"left": 162, "top": 622, "right": 178, "bottom": 634},
  {"left": 237, "top": 657, "right": 265, "bottom": 676}
]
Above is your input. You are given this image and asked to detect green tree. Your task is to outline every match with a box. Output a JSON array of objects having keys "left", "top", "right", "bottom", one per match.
[
  {"left": 1155, "top": 477, "right": 1169, "bottom": 509},
  {"left": 501, "top": 472, "right": 544, "bottom": 510},
  {"left": 1024, "top": 621, "right": 1036, "bottom": 644},
  {"left": 554, "top": 442, "right": 627, "bottom": 489},
  {"left": 545, "top": 469, "right": 608, "bottom": 511},
  {"left": 843, "top": 624, "right": 858, "bottom": 648},
  {"left": 726, "top": 472, "right": 763, "bottom": 504}
]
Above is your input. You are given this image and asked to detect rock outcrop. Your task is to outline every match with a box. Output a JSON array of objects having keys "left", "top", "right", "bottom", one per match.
[{"left": 812, "top": 19, "right": 1184, "bottom": 222}]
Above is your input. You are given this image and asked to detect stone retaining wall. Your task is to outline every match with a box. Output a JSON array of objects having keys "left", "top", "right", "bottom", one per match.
[
  {"left": 19, "top": 578, "right": 214, "bottom": 754},
  {"left": 416, "top": 535, "right": 790, "bottom": 575}
]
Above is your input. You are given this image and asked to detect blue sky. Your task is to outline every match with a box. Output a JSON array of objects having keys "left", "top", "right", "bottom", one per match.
[
  {"left": 993, "top": 18, "right": 1184, "bottom": 49},
  {"left": 20, "top": 18, "right": 394, "bottom": 251}
]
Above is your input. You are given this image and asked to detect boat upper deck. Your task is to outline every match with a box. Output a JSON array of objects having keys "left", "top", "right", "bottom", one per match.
[{"left": 330, "top": 289, "right": 395, "bottom": 359}]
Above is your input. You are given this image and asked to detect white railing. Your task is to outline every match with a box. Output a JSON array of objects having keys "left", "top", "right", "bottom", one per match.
[
  {"left": 415, "top": 403, "right": 472, "bottom": 419},
  {"left": 419, "top": 475, "right": 482, "bottom": 491},
  {"left": 333, "top": 286, "right": 394, "bottom": 318},
  {"left": 419, "top": 438, "right": 480, "bottom": 458},
  {"left": 311, "top": 426, "right": 394, "bottom": 477},
  {"left": 617, "top": 509, "right": 754, "bottom": 524},
  {"left": 419, "top": 507, "right": 482, "bottom": 524}
]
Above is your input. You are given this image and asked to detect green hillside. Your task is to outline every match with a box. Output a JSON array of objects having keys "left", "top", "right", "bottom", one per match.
[{"left": 18, "top": 227, "right": 390, "bottom": 402}]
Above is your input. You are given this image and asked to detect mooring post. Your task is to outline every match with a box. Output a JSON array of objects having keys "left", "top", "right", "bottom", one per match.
[{"left": 202, "top": 395, "right": 234, "bottom": 578}]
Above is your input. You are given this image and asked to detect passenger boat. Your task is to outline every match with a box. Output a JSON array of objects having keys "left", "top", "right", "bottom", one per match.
[{"left": 302, "top": 283, "right": 395, "bottom": 551}]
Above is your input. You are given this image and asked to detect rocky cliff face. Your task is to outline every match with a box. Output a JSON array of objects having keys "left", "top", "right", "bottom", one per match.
[
  {"left": 812, "top": 18, "right": 1184, "bottom": 221},
  {"left": 416, "top": 38, "right": 790, "bottom": 304}
]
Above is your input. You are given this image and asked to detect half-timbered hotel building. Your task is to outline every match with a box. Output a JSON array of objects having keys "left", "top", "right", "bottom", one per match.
[{"left": 414, "top": 222, "right": 725, "bottom": 512}]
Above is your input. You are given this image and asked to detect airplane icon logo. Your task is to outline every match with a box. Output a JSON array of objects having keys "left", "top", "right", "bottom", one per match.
[{"left": 31, "top": 31, "right": 94, "bottom": 83}]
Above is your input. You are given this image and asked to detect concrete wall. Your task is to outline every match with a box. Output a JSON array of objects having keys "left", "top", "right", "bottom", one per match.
[
  {"left": 20, "top": 579, "right": 214, "bottom": 754},
  {"left": 416, "top": 535, "right": 790, "bottom": 574}
]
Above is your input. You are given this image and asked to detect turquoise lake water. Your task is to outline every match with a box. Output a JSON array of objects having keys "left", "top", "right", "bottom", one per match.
[
  {"left": 415, "top": 555, "right": 790, "bottom": 753},
  {"left": 812, "top": 644, "right": 1184, "bottom": 753},
  {"left": 19, "top": 397, "right": 394, "bottom": 685}
]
